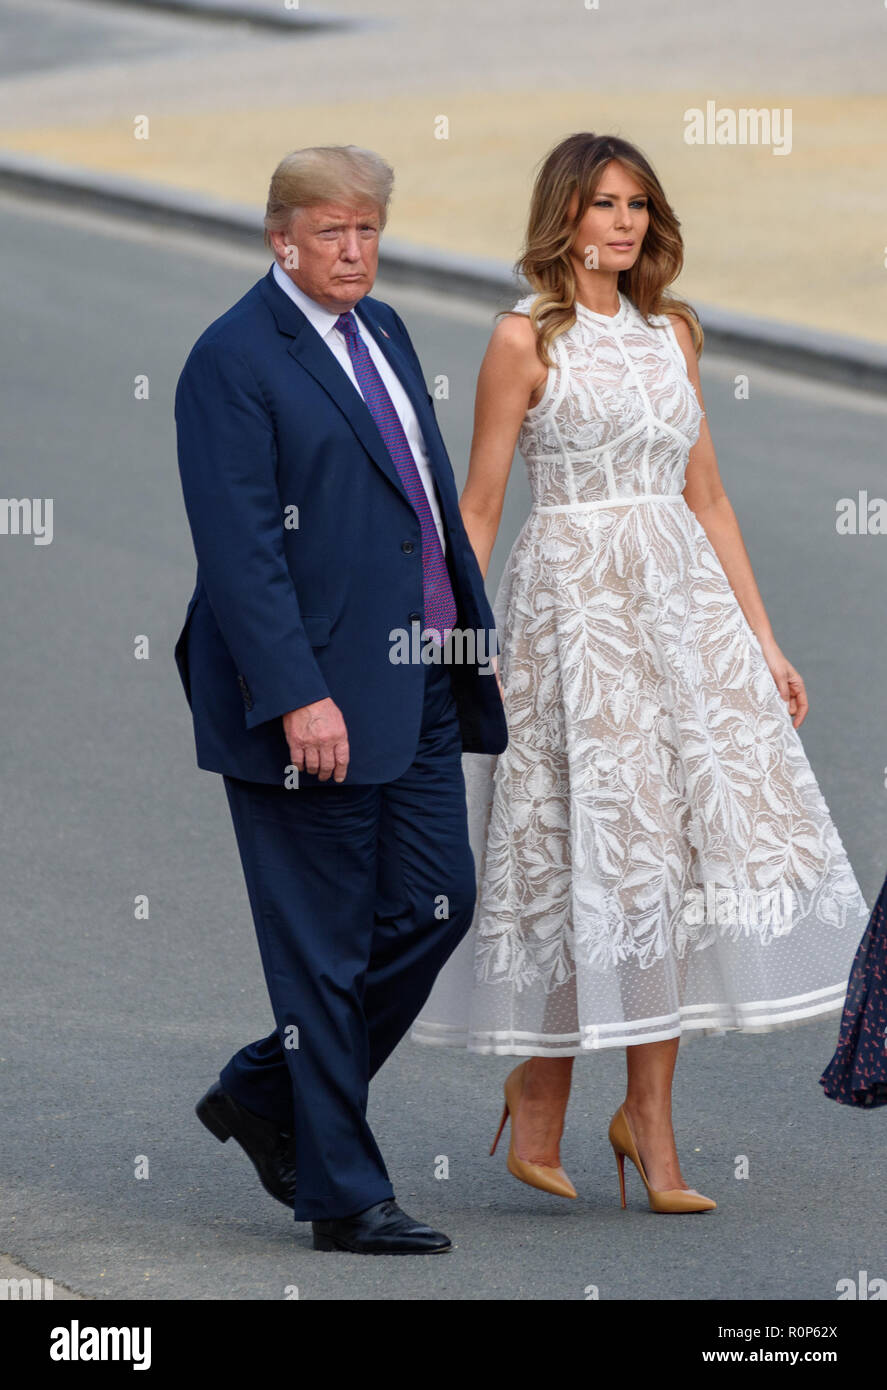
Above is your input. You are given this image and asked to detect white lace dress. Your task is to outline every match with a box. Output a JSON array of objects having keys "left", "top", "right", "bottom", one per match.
[{"left": 412, "top": 291, "right": 870, "bottom": 1055}]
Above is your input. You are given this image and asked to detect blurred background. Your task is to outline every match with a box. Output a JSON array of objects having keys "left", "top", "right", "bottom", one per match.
[{"left": 0, "top": 0, "right": 886, "bottom": 338}]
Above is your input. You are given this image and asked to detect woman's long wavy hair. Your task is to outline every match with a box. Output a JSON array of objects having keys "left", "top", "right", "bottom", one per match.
[{"left": 517, "top": 132, "right": 703, "bottom": 366}]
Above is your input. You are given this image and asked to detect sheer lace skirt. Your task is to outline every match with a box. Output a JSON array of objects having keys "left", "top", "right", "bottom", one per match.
[{"left": 412, "top": 500, "right": 868, "bottom": 1054}]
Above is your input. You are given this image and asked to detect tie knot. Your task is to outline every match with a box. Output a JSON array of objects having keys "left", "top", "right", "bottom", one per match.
[{"left": 335, "top": 312, "right": 358, "bottom": 339}]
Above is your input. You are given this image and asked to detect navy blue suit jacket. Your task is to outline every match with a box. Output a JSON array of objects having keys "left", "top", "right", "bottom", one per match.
[{"left": 174, "top": 265, "right": 508, "bottom": 785}]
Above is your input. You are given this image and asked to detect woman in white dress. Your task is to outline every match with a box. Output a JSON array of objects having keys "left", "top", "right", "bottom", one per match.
[{"left": 412, "top": 133, "right": 869, "bottom": 1213}]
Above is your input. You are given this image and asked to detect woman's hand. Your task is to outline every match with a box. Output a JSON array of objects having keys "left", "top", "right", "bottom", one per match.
[
  {"left": 491, "top": 651, "right": 505, "bottom": 704},
  {"left": 758, "top": 634, "right": 809, "bottom": 729}
]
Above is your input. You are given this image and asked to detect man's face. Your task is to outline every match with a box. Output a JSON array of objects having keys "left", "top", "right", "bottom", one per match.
[{"left": 271, "top": 201, "right": 381, "bottom": 312}]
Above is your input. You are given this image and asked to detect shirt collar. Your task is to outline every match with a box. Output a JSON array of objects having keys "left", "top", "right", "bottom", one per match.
[{"left": 271, "top": 261, "right": 357, "bottom": 341}]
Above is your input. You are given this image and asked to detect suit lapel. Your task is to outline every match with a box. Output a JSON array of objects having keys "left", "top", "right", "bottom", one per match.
[
  {"left": 260, "top": 270, "right": 410, "bottom": 506},
  {"left": 260, "top": 271, "right": 456, "bottom": 530}
]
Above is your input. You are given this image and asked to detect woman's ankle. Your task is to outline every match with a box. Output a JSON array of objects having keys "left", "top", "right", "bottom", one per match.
[{"left": 623, "top": 1094, "right": 673, "bottom": 1127}]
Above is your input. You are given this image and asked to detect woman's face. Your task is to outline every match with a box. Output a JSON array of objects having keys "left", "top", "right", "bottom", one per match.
[{"left": 568, "top": 160, "right": 651, "bottom": 276}]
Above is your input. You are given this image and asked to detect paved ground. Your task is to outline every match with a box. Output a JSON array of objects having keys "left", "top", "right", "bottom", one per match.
[
  {"left": 0, "top": 1254, "right": 82, "bottom": 1301},
  {"left": 0, "top": 192, "right": 885, "bottom": 1300},
  {"left": 0, "top": 0, "right": 885, "bottom": 342}
]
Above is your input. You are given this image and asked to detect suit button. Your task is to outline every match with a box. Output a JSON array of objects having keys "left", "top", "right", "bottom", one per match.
[
  {"left": 408, "top": 611, "right": 422, "bottom": 624},
  {"left": 402, "top": 541, "right": 415, "bottom": 554}
]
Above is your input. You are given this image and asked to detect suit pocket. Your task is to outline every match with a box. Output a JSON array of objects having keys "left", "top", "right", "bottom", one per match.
[{"left": 300, "top": 613, "right": 331, "bottom": 648}]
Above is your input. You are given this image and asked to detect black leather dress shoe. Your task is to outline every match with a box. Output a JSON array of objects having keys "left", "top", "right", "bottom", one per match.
[
  {"left": 312, "top": 1199, "right": 452, "bottom": 1254},
  {"left": 195, "top": 1082, "right": 297, "bottom": 1207}
]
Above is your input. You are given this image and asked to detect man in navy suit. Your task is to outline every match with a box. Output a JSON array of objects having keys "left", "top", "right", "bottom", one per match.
[{"left": 174, "top": 146, "right": 507, "bottom": 1253}]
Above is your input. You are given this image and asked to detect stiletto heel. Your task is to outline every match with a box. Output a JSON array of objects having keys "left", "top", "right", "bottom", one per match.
[
  {"left": 608, "top": 1104, "right": 716, "bottom": 1213},
  {"left": 614, "top": 1148, "right": 627, "bottom": 1209},
  {"left": 490, "top": 1102, "right": 509, "bottom": 1156},
  {"left": 490, "top": 1061, "right": 578, "bottom": 1198}
]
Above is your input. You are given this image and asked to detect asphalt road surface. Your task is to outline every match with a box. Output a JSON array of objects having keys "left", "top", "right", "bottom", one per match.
[{"left": 1, "top": 192, "right": 885, "bottom": 1300}]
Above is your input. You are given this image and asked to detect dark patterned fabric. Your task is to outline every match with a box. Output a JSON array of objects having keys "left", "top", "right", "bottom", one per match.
[{"left": 820, "top": 871, "right": 887, "bottom": 1106}]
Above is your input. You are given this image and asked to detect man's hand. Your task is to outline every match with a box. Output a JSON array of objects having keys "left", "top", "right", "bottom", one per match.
[{"left": 283, "top": 698, "right": 350, "bottom": 782}]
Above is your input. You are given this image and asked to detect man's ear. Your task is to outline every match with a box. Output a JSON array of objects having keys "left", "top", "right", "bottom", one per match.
[
  {"left": 268, "top": 226, "right": 287, "bottom": 262},
  {"left": 271, "top": 213, "right": 303, "bottom": 274}
]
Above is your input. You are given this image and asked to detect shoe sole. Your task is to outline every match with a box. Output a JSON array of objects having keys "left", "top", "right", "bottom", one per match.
[{"left": 312, "top": 1234, "right": 453, "bottom": 1255}]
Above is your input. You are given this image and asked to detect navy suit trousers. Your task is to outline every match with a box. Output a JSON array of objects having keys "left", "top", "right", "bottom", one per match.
[{"left": 219, "top": 656, "right": 477, "bottom": 1221}]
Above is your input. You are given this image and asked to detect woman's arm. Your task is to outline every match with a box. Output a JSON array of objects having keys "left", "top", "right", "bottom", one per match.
[
  {"left": 460, "top": 313, "right": 547, "bottom": 579},
  {"left": 670, "top": 315, "right": 809, "bottom": 728}
]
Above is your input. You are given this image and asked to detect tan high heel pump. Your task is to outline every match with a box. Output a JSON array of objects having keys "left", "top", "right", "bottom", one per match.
[
  {"left": 490, "top": 1060, "right": 577, "bottom": 1198},
  {"left": 608, "top": 1104, "right": 716, "bottom": 1213}
]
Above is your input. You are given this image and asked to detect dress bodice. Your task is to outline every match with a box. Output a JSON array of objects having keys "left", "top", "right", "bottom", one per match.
[{"left": 513, "top": 292, "right": 704, "bottom": 510}]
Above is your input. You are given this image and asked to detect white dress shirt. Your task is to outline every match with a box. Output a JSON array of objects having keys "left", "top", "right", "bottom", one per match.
[{"left": 272, "top": 262, "right": 446, "bottom": 553}]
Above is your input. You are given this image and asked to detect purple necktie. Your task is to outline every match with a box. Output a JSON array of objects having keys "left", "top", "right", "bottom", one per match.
[{"left": 335, "top": 311, "right": 457, "bottom": 645}]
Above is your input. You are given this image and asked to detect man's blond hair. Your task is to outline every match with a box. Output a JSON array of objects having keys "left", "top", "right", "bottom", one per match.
[{"left": 264, "top": 145, "right": 394, "bottom": 248}]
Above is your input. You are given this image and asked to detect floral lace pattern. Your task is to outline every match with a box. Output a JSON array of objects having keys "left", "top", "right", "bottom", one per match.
[{"left": 412, "top": 294, "right": 869, "bottom": 1053}]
